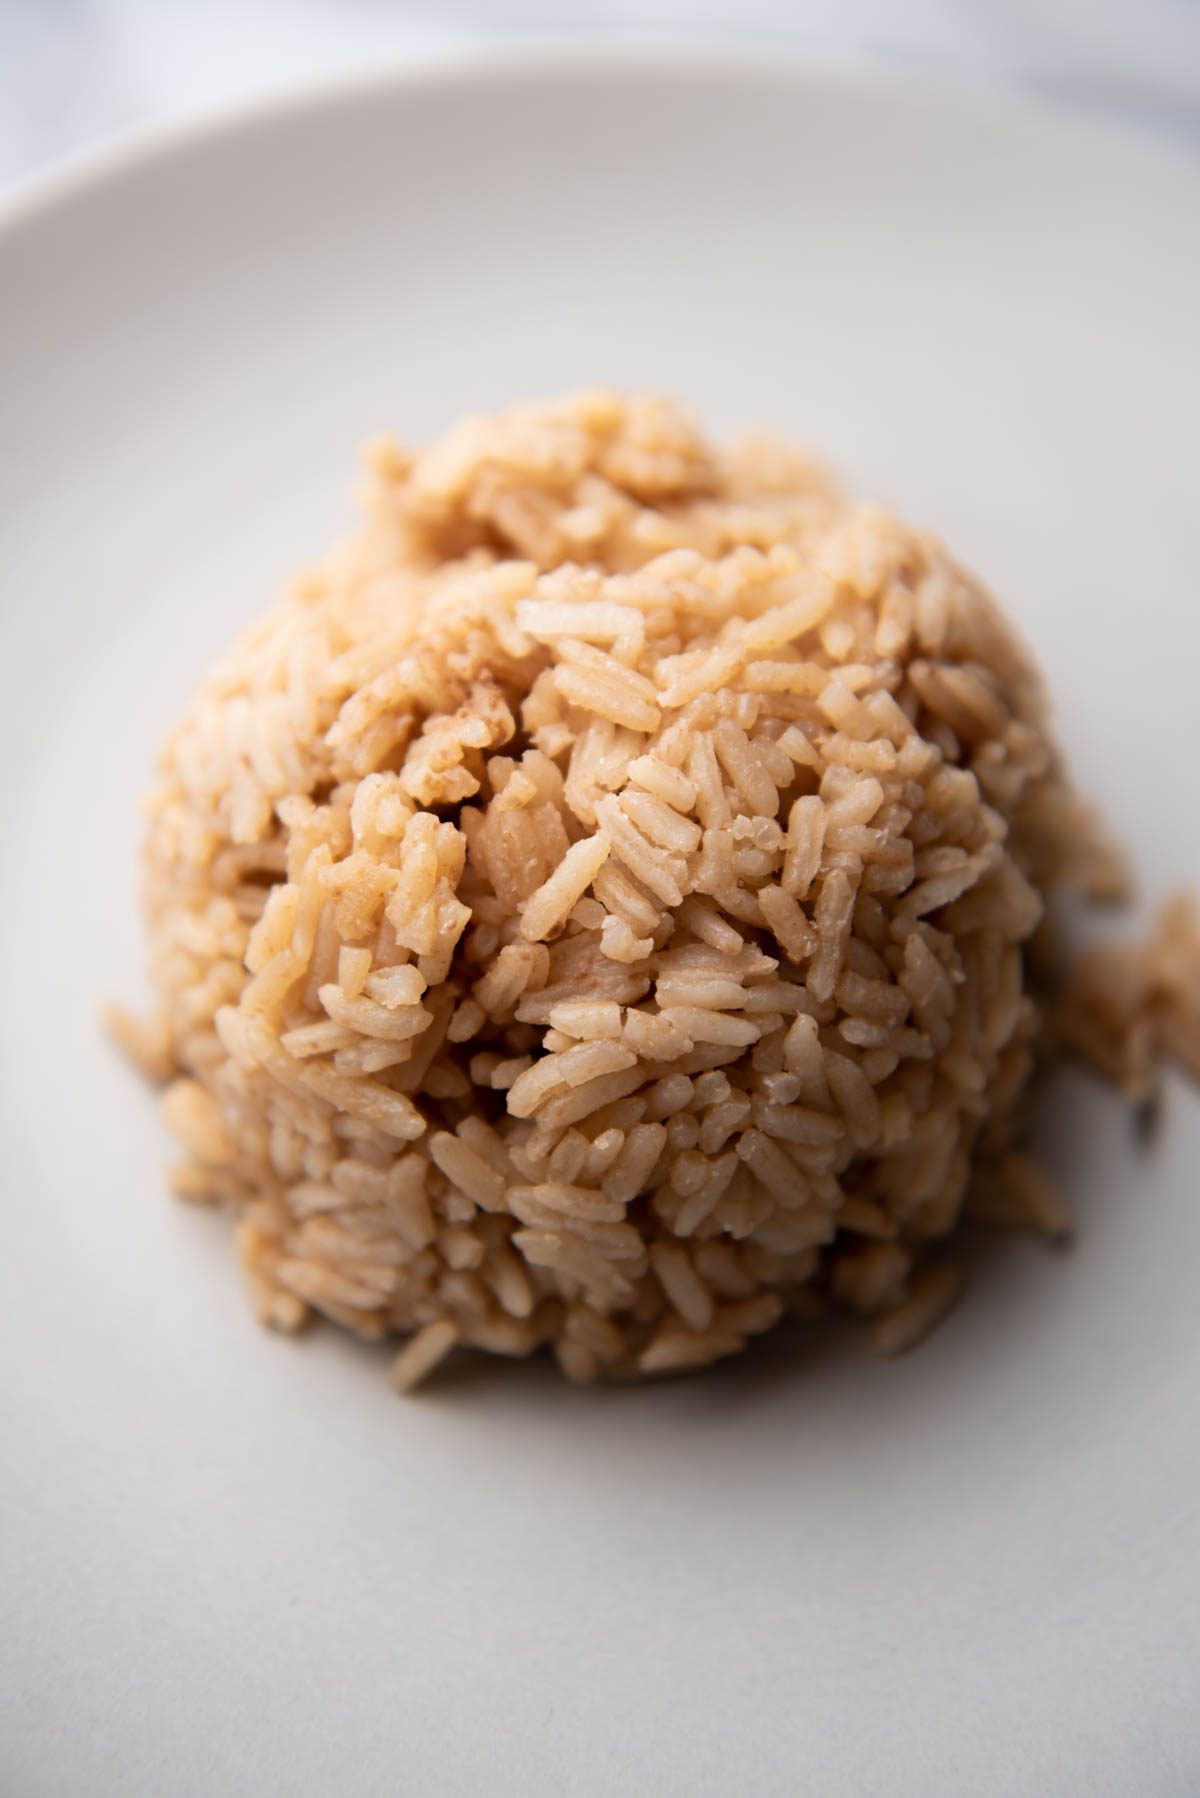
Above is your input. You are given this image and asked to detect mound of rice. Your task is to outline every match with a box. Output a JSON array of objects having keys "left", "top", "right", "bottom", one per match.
[{"left": 120, "top": 390, "right": 1148, "bottom": 1388}]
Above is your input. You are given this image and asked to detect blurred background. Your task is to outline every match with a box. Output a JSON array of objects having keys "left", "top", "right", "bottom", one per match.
[{"left": 3, "top": 0, "right": 1199, "bottom": 193}]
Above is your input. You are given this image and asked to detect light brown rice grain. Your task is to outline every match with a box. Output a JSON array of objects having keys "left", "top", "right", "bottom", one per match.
[
  {"left": 391, "top": 1319, "right": 460, "bottom": 1392},
  {"left": 519, "top": 830, "right": 612, "bottom": 942},
  {"left": 870, "top": 1266, "right": 963, "bottom": 1355}
]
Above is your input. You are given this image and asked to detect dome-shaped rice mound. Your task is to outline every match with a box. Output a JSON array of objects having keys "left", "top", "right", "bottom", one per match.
[{"left": 140, "top": 391, "right": 1106, "bottom": 1387}]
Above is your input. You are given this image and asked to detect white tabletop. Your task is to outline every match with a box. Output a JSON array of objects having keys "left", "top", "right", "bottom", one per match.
[{"left": 2, "top": 0, "right": 1199, "bottom": 195}]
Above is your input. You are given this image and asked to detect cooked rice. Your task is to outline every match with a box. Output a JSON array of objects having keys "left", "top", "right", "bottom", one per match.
[
  {"left": 117, "top": 389, "right": 1200, "bottom": 1389},
  {"left": 1057, "top": 895, "right": 1200, "bottom": 1099}
]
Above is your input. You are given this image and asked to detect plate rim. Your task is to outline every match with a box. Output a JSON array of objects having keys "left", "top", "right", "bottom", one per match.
[{"left": 2, "top": 37, "right": 1197, "bottom": 252}]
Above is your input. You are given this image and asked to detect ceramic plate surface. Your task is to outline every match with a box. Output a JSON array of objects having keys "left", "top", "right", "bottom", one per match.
[{"left": 2, "top": 47, "right": 1199, "bottom": 1797}]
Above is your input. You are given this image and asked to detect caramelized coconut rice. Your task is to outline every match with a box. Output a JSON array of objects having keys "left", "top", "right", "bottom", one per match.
[{"left": 113, "top": 392, "right": 1200, "bottom": 1389}]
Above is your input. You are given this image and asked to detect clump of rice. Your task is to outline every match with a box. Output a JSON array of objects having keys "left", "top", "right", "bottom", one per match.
[
  {"left": 1056, "top": 896, "right": 1200, "bottom": 1100},
  {"left": 114, "top": 390, "right": 1196, "bottom": 1390}
]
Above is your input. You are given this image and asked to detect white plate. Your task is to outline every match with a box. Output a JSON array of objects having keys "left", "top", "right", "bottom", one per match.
[{"left": 2, "top": 47, "right": 1199, "bottom": 1797}]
